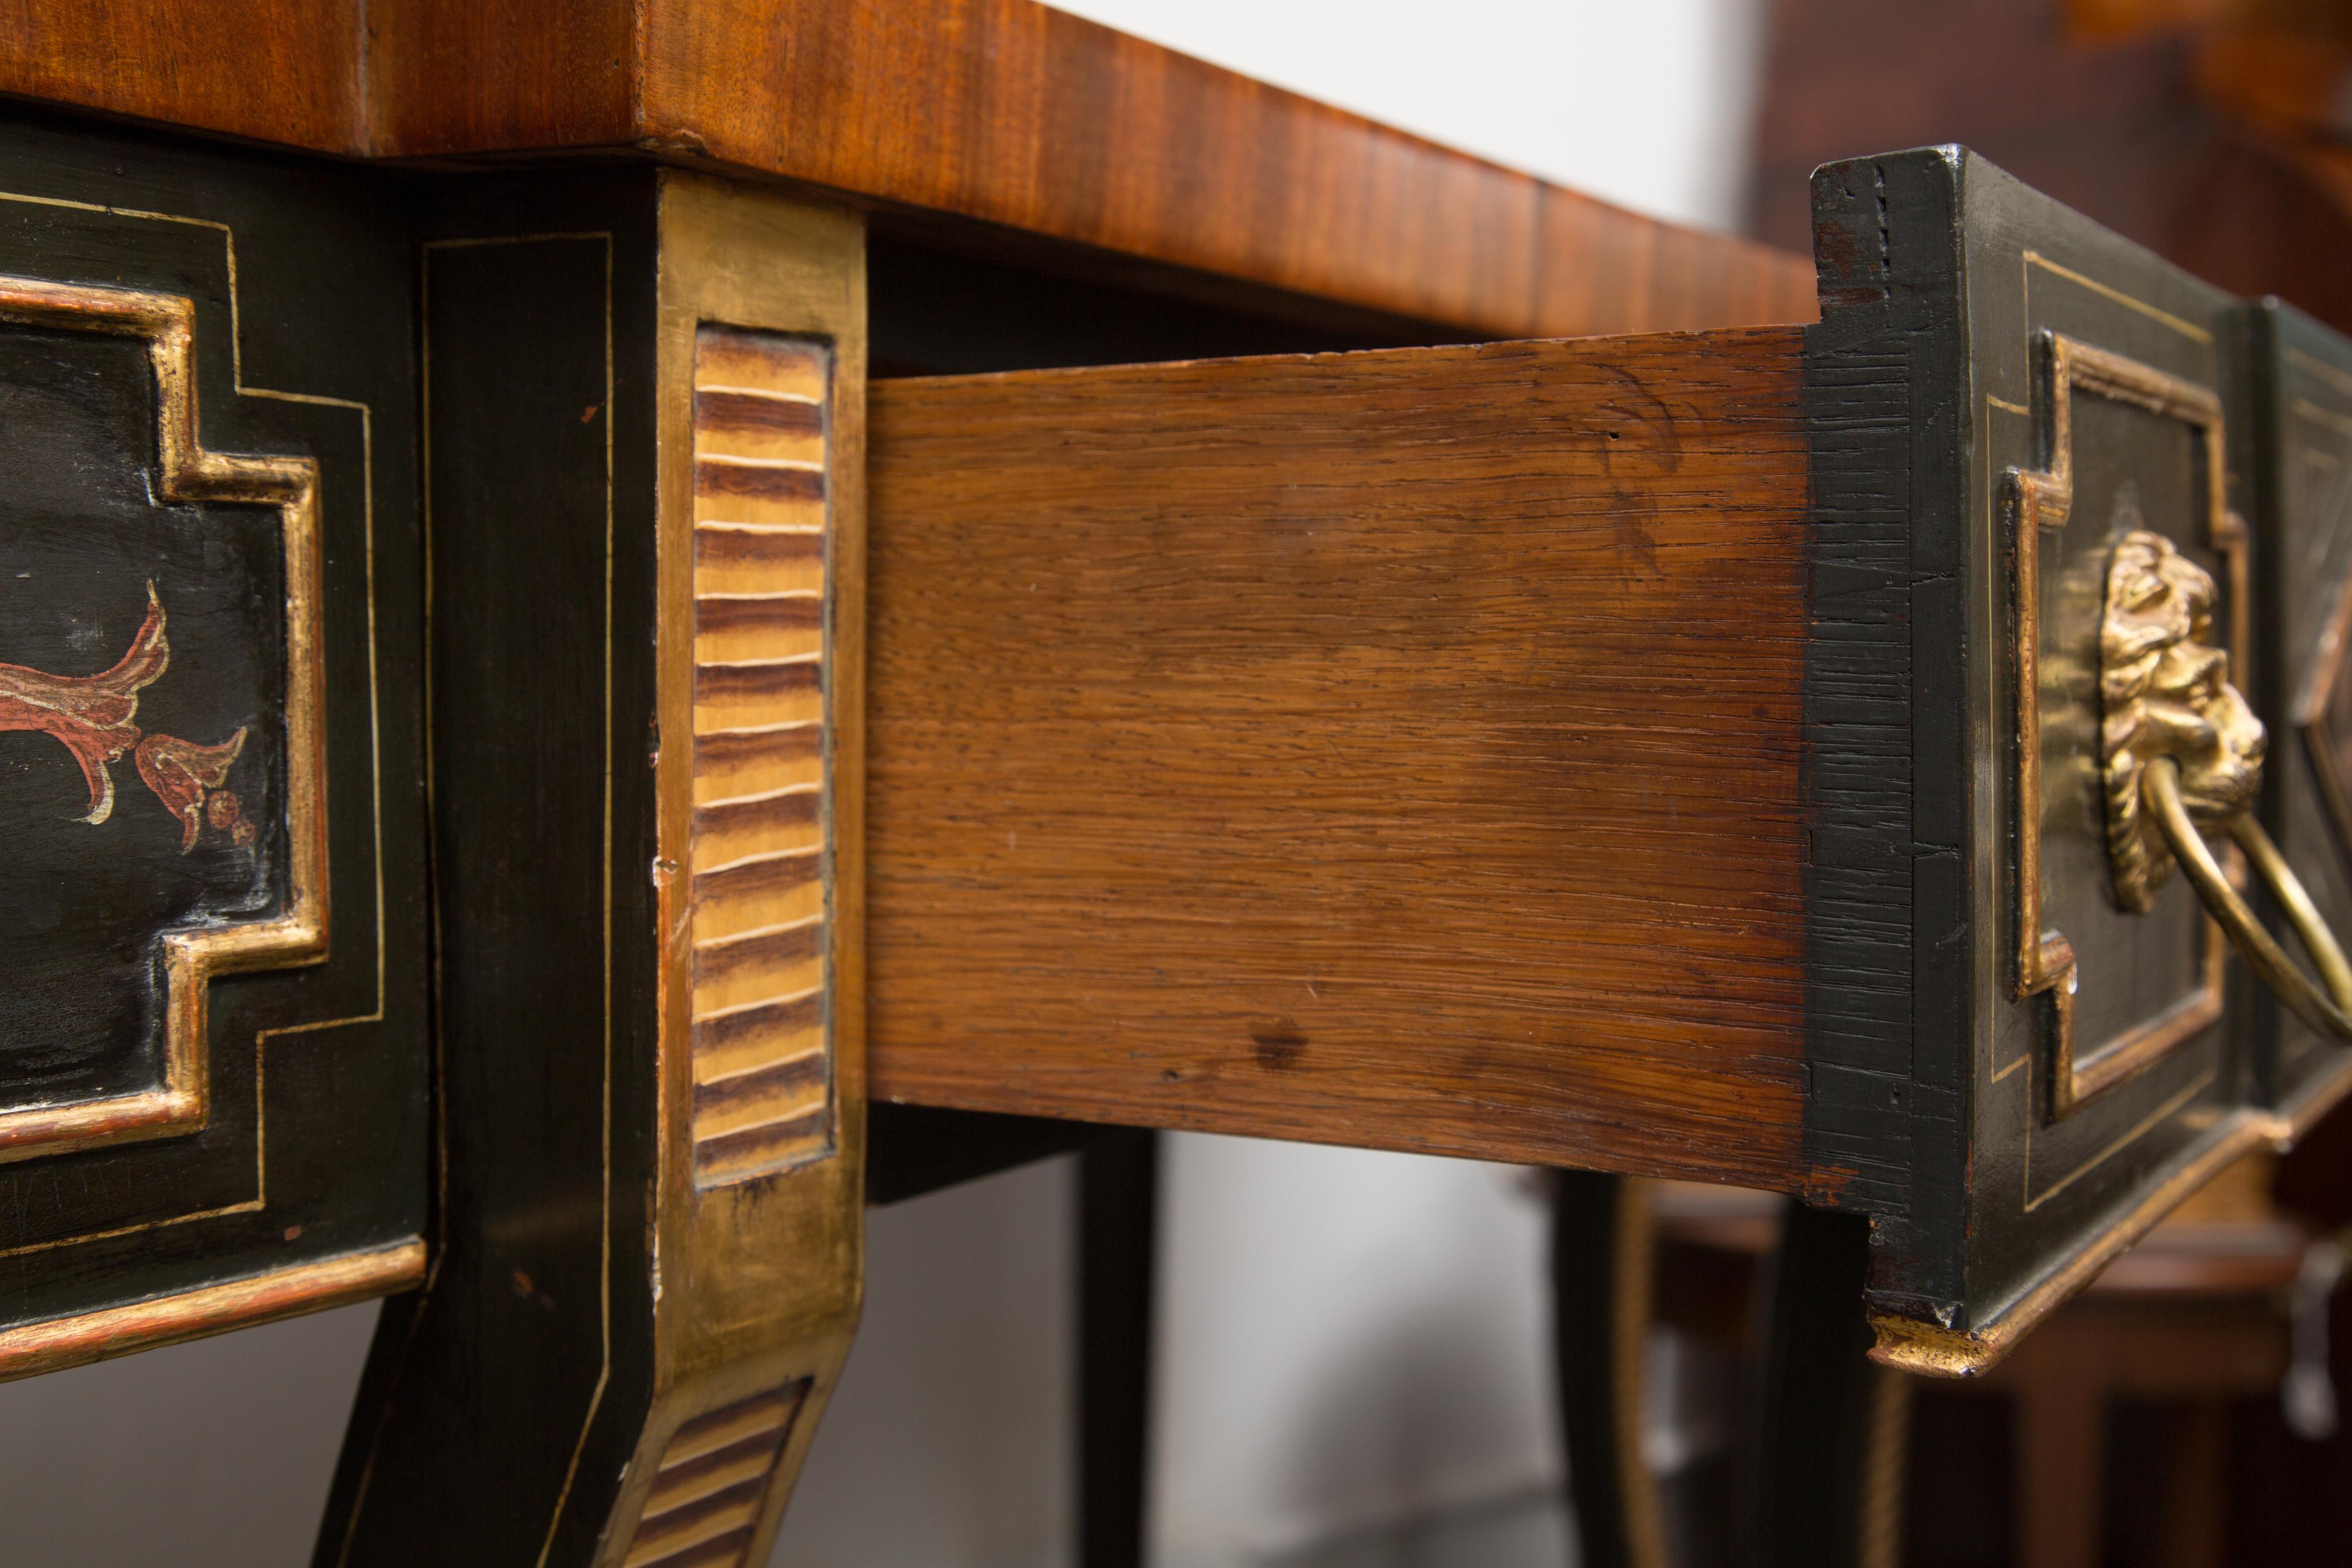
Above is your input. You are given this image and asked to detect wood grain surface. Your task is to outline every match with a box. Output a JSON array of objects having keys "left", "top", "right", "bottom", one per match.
[
  {"left": 613, "top": 0, "right": 1818, "bottom": 339},
  {"left": 0, "top": 0, "right": 1816, "bottom": 342},
  {"left": 0, "top": 0, "right": 365, "bottom": 152},
  {"left": 865, "top": 329, "right": 1812, "bottom": 1185}
]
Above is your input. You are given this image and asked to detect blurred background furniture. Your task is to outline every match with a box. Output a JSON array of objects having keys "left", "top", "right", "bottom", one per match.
[
  {"left": 1751, "top": 0, "right": 2352, "bottom": 333},
  {"left": 1563, "top": 1157, "right": 2344, "bottom": 1568}
]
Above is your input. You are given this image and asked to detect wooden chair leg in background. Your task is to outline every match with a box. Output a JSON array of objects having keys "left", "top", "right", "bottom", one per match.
[
  {"left": 1954, "top": 1158, "right": 2310, "bottom": 1568},
  {"left": 1553, "top": 1170, "right": 1672, "bottom": 1568},
  {"left": 1555, "top": 1179, "right": 1915, "bottom": 1568},
  {"left": 2008, "top": 1340, "right": 2107, "bottom": 1568},
  {"left": 2163, "top": 1402, "right": 2230, "bottom": 1568}
]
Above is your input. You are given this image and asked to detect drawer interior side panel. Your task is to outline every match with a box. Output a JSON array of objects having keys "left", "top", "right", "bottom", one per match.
[{"left": 865, "top": 327, "right": 1811, "bottom": 1185}]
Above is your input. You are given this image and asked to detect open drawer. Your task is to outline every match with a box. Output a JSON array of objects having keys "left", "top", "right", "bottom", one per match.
[
  {"left": 863, "top": 146, "right": 2352, "bottom": 1373},
  {"left": 2, "top": 125, "right": 2346, "bottom": 1565}
]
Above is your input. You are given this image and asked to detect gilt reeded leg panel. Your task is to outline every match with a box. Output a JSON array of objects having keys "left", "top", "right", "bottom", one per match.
[{"left": 318, "top": 170, "right": 865, "bottom": 1568}]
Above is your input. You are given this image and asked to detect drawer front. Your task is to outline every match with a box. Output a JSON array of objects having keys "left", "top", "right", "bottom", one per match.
[
  {"left": 0, "top": 109, "right": 426, "bottom": 1366},
  {"left": 1806, "top": 150, "right": 2281, "bottom": 1371},
  {"left": 2246, "top": 300, "right": 2352, "bottom": 1131}
]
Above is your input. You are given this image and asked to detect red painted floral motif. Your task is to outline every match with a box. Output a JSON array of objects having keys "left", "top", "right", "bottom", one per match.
[{"left": 0, "top": 584, "right": 254, "bottom": 851}]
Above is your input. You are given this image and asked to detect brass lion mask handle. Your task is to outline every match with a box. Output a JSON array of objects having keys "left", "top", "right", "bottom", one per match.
[{"left": 2102, "top": 530, "right": 2352, "bottom": 1039}]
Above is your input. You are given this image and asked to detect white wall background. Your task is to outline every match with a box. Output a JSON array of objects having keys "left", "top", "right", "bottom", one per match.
[
  {"left": 767, "top": 1142, "right": 1564, "bottom": 1568},
  {"left": 0, "top": 6, "right": 1767, "bottom": 1564},
  {"left": 1044, "top": 0, "right": 1767, "bottom": 233},
  {"left": 0, "top": 1298, "right": 375, "bottom": 1563},
  {"left": 1144, "top": 1142, "right": 1559, "bottom": 1567},
  {"left": 777, "top": 1158, "right": 1079, "bottom": 1567}
]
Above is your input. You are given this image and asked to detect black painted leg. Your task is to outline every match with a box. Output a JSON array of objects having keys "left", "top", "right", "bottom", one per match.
[
  {"left": 1740, "top": 1202, "right": 1908, "bottom": 1568},
  {"left": 1078, "top": 1129, "right": 1159, "bottom": 1568}
]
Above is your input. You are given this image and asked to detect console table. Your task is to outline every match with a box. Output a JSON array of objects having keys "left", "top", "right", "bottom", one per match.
[{"left": 1, "top": 5, "right": 2347, "bottom": 1564}]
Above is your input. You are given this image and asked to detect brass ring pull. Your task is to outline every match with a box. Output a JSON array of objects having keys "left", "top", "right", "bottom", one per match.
[{"left": 2143, "top": 755, "right": 2352, "bottom": 1041}]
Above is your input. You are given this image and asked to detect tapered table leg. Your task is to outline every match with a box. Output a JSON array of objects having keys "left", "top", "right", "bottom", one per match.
[{"left": 319, "top": 170, "right": 868, "bottom": 1568}]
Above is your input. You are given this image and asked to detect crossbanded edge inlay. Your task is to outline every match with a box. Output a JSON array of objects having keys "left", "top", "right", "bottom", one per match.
[{"left": 689, "top": 329, "right": 831, "bottom": 1187}]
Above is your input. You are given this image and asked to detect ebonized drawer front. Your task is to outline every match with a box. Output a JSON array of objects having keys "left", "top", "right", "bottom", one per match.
[
  {"left": 2245, "top": 300, "right": 2352, "bottom": 1132},
  {"left": 1799, "top": 150, "right": 2313, "bottom": 1373},
  {"left": 0, "top": 110, "right": 426, "bottom": 1370},
  {"left": 866, "top": 149, "right": 2352, "bottom": 1372}
]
